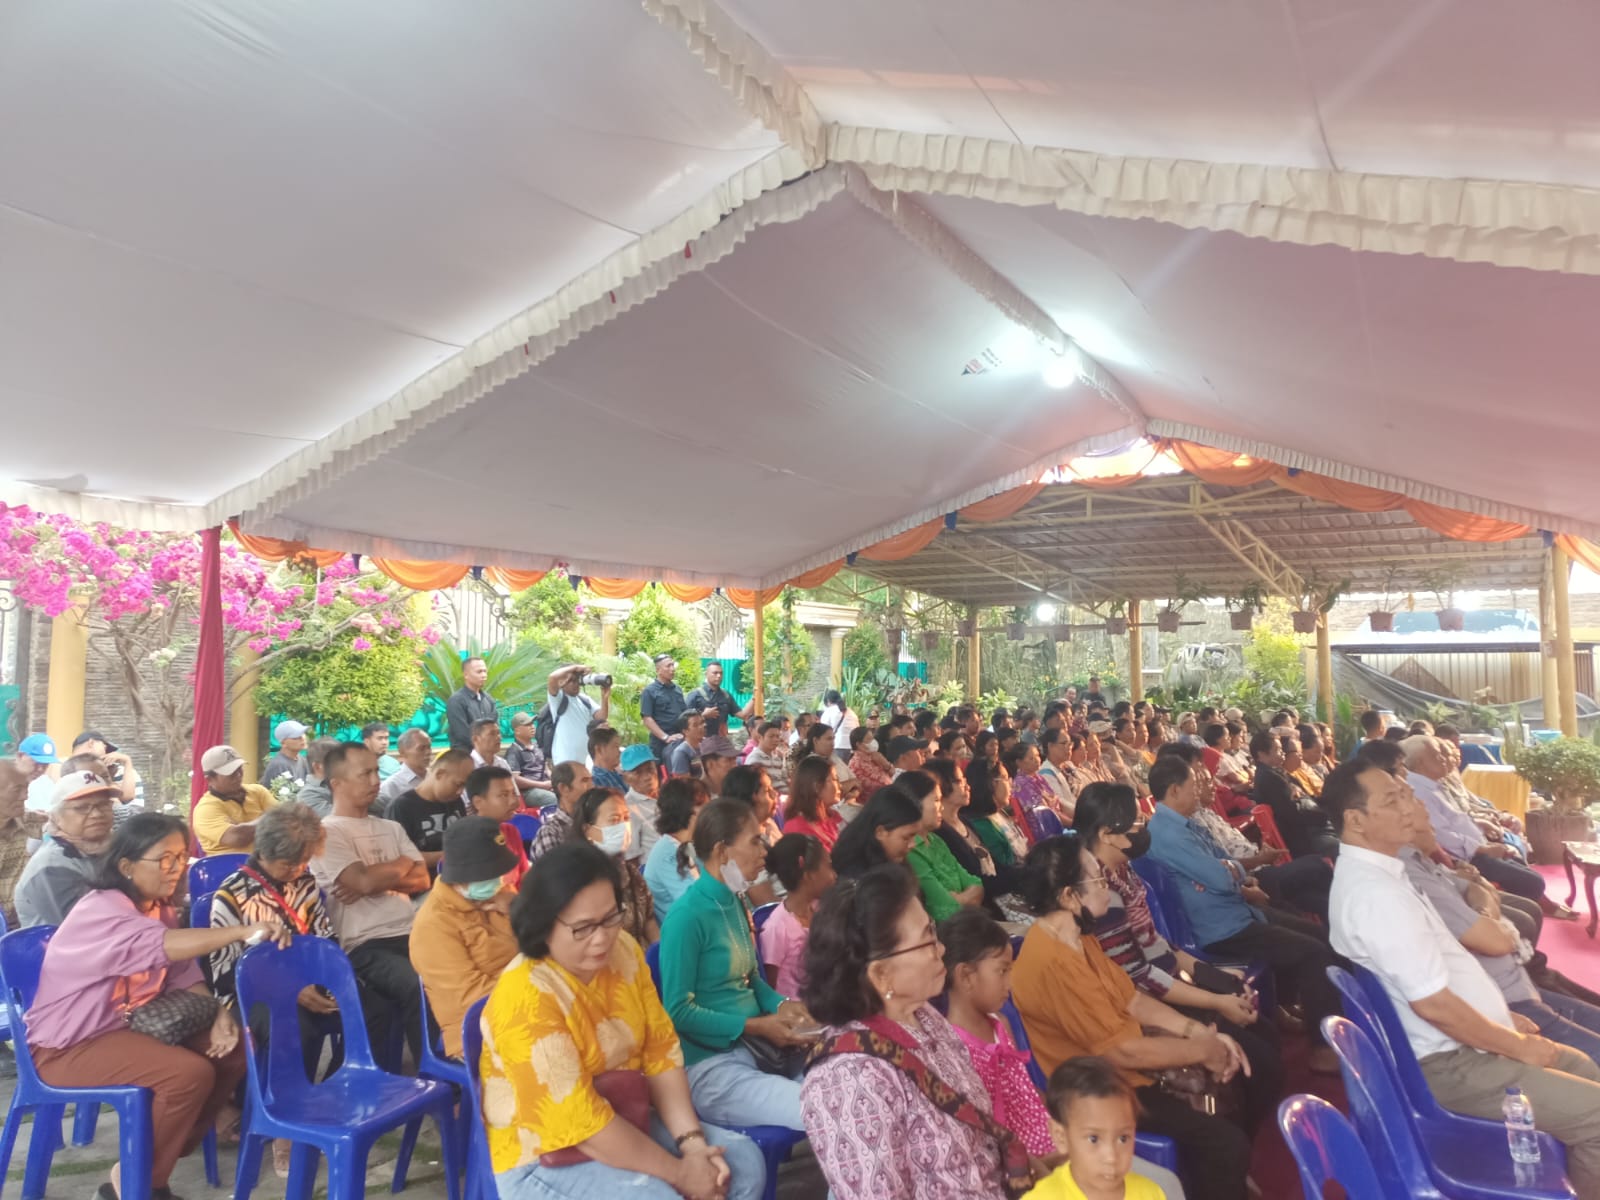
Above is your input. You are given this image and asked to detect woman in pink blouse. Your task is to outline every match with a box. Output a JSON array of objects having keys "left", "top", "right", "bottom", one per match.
[
  {"left": 798, "top": 865, "right": 1033, "bottom": 1200},
  {"left": 782, "top": 756, "right": 842, "bottom": 852}
]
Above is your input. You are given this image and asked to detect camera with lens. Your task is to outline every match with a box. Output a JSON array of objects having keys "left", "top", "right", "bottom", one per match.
[{"left": 582, "top": 673, "right": 613, "bottom": 688}]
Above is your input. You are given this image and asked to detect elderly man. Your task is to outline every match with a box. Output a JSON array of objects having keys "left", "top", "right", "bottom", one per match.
[
  {"left": 445, "top": 655, "right": 497, "bottom": 753},
  {"left": 503, "top": 712, "right": 554, "bottom": 808},
  {"left": 193, "top": 744, "right": 278, "bottom": 855},
  {"left": 296, "top": 738, "right": 341, "bottom": 817},
  {"left": 71, "top": 732, "right": 140, "bottom": 805},
  {"left": 526, "top": 760, "right": 593, "bottom": 865},
  {"left": 639, "top": 653, "right": 688, "bottom": 761},
  {"left": 375, "top": 728, "right": 432, "bottom": 817},
  {"left": 310, "top": 742, "right": 430, "bottom": 1064},
  {"left": 545, "top": 663, "right": 610, "bottom": 767},
  {"left": 260, "top": 720, "right": 309, "bottom": 789},
  {"left": 18, "top": 734, "right": 61, "bottom": 813},
  {"left": 1401, "top": 735, "right": 1557, "bottom": 911},
  {"left": 620, "top": 745, "right": 661, "bottom": 861},
  {"left": 0, "top": 763, "right": 46, "bottom": 927},
  {"left": 16, "top": 771, "right": 118, "bottom": 927},
  {"left": 1323, "top": 758, "right": 1600, "bottom": 1195},
  {"left": 389, "top": 747, "right": 473, "bottom": 870}
]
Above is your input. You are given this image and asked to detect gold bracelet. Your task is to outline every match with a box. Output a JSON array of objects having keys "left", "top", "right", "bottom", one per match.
[{"left": 675, "top": 1129, "right": 707, "bottom": 1149}]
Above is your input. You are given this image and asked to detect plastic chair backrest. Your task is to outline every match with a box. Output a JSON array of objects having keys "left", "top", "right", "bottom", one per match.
[
  {"left": 1250, "top": 805, "right": 1287, "bottom": 852},
  {"left": 538, "top": 805, "right": 558, "bottom": 821},
  {"left": 645, "top": 940, "right": 662, "bottom": 998},
  {"left": 1321, "top": 1016, "right": 1442, "bottom": 1199},
  {"left": 508, "top": 812, "right": 540, "bottom": 847},
  {"left": 1029, "top": 807, "right": 1064, "bottom": 841},
  {"left": 1329, "top": 965, "right": 1449, "bottom": 1122},
  {"left": 752, "top": 903, "right": 778, "bottom": 935},
  {"left": 188, "top": 853, "right": 248, "bottom": 902},
  {"left": 459, "top": 997, "right": 494, "bottom": 1200},
  {"left": 1129, "top": 857, "right": 1198, "bottom": 954},
  {"left": 236, "top": 937, "right": 373, "bottom": 1102},
  {"left": 0, "top": 926, "right": 54, "bottom": 1088},
  {"left": 191, "top": 892, "right": 214, "bottom": 932},
  {"left": 1278, "top": 1092, "right": 1393, "bottom": 1200},
  {"left": 998, "top": 997, "right": 1048, "bottom": 1092}
]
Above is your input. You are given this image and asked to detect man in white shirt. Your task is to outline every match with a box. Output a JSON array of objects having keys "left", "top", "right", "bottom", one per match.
[
  {"left": 375, "top": 728, "right": 433, "bottom": 817},
  {"left": 742, "top": 722, "right": 789, "bottom": 790},
  {"left": 1323, "top": 757, "right": 1600, "bottom": 1195},
  {"left": 546, "top": 663, "right": 609, "bottom": 767}
]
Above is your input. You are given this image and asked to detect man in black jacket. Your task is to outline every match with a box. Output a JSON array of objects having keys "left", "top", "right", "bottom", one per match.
[{"left": 446, "top": 656, "right": 498, "bottom": 752}]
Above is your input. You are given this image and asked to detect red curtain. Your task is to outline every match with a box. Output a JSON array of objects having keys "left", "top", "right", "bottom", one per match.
[{"left": 191, "top": 527, "right": 226, "bottom": 851}]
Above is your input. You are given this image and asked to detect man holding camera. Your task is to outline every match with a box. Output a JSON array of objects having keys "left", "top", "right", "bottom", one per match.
[{"left": 546, "top": 664, "right": 611, "bottom": 767}]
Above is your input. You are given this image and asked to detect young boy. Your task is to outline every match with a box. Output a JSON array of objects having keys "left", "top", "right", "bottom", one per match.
[{"left": 1026, "top": 1057, "right": 1166, "bottom": 1200}]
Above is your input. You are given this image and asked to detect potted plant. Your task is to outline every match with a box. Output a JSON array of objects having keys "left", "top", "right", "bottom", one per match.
[
  {"left": 1225, "top": 584, "right": 1264, "bottom": 632},
  {"left": 1006, "top": 605, "right": 1028, "bottom": 641},
  {"left": 1506, "top": 736, "right": 1600, "bottom": 863},
  {"left": 1052, "top": 622, "right": 1074, "bottom": 642},
  {"left": 921, "top": 629, "right": 942, "bottom": 653},
  {"left": 1423, "top": 567, "right": 1465, "bottom": 632},
  {"left": 1291, "top": 576, "right": 1350, "bottom": 635},
  {"left": 1103, "top": 600, "right": 1128, "bottom": 637},
  {"left": 1368, "top": 565, "right": 1403, "bottom": 634},
  {"left": 957, "top": 618, "right": 976, "bottom": 638},
  {"left": 1157, "top": 576, "right": 1203, "bottom": 634},
  {"left": 886, "top": 626, "right": 904, "bottom": 656}
]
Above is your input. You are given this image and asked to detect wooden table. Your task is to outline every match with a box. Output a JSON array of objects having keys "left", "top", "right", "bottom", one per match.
[
  {"left": 1462, "top": 764, "right": 1532, "bottom": 820},
  {"left": 1563, "top": 841, "right": 1600, "bottom": 938}
]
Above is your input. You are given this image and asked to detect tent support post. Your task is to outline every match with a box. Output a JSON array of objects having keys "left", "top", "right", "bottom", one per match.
[
  {"left": 1316, "top": 613, "right": 1334, "bottom": 727},
  {"left": 229, "top": 645, "right": 262, "bottom": 786},
  {"left": 967, "top": 605, "right": 981, "bottom": 701},
  {"left": 1553, "top": 542, "right": 1578, "bottom": 736},
  {"left": 1540, "top": 567, "right": 1560, "bottom": 730},
  {"left": 752, "top": 602, "right": 765, "bottom": 719},
  {"left": 1127, "top": 599, "right": 1143, "bottom": 703}
]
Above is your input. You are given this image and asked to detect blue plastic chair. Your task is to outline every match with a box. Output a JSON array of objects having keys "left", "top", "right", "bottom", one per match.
[
  {"left": 233, "top": 938, "right": 461, "bottom": 1200},
  {"left": 1129, "top": 856, "right": 1271, "bottom": 1006},
  {"left": 458, "top": 997, "right": 495, "bottom": 1200},
  {"left": 1328, "top": 966, "right": 1568, "bottom": 1167},
  {"left": 1323, "top": 1004, "right": 1574, "bottom": 1200},
  {"left": 644, "top": 941, "right": 801, "bottom": 1200},
  {"left": 393, "top": 978, "right": 471, "bottom": 1193},
  {"left": 538, "top": 804, "right": 558, "bottom": 821},
  {"left": 997, "top": 997, "right": 1180, "bottom": 1174},
  {"left": 0, "top": 927, "right": 156, "bottom": 1200},
  {"left": 188, "top": 853, "right": 247, "bottom": 902},
  {"left": 1027, "top": 806, "right": 1064, "bottom": 842},
  {"left": 1278, "top": 1092, "right": 1392, "bottom": 1200},
  {"left": 508, "top": 811, "right": 541, "bottom": 851}
]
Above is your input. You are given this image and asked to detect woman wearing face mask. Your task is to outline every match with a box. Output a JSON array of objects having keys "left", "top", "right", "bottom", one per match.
[
  {"left": 658, "top": 799, "right": 817, "bottom": 1133},
  {"left": 1011, "top": 836, "right": 1254, "bottom": 1200},
  {"left": 845, "top": 727, "right": 893, "bottom": 817},
  {"left": 571, "top": 787, "right": 658, "bottom": 944},
  {"left": 1072, "top": 784, "right": 1284, "bottom": 1140}
]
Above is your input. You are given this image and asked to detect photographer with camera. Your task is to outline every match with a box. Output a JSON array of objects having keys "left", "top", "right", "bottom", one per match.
[{"left": 545, "top": 664, "right": 612, "bottom": 767}]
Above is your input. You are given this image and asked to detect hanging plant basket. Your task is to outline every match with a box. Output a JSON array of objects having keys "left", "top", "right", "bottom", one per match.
[
  {"left": 956, "top": 619, "right": 976, "bottom": 638},
  {"left": 1369, "top": 611, "right": 1395, "bottom": 633},
  {"left": 1228, "top": 608, "right": 1255, "bottom": 632},
  {"left": 1006, "top": 622, "right": 1026, "bottom": 642},
  {"left": 1156, "top": 611, "right": 1182, "bottom": 634},
  {"left": 1291, "top": 610, "right": 1319, "bottom": 634},
  {"left": 920, "top": 630, "right": 942, "bottom": 652},
  {"left": 1052, "top": 623, "right": 1074, "bottom": 642},
  {"left": 886, "top": 627, "right": 904, "bottom": 652},
  {"left": 1437, "top": 608, "right": 1466, "bottom": 632},
  {"left": 1104, "top": 617, "right": 1129, "bottom": 636}
]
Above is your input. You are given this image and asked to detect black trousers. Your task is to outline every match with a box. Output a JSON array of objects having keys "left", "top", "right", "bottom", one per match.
[
  {"left": 348, "top": 934, "right": 424, "bottom": 1069},
  {"left": 1136, "top": 1084, "right": 1252, "bottom": 1200},
  {"left": 1254, "top": 854, "right": 1334, "bottom": 922},
  {"left": 1204, "top": 909, "right": 1346, "bottom": 1044}
]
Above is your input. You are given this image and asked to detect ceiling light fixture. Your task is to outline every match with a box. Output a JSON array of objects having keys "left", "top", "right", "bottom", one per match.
[{"left": 1041, "top": 346, "right": 1083, "bottom": 390}]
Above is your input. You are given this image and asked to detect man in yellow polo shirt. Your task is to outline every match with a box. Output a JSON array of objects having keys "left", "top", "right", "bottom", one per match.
[{"left": 193, "top": 744, "right": 277, "bottom": 855}]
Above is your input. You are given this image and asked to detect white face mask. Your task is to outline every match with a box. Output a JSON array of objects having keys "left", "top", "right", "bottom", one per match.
[
  {"left": 720, "top": 859, "right": 753, "bottom": 895},
  {"left": 597, "top": 822, "right": 632, "bottom": 857},
  {"left": 864, "top": 739, "right": 878, "bottom": 753}
]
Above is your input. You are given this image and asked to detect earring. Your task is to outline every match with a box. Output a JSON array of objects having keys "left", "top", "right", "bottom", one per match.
[{"left": 884, "top": 988, "right": 895, "bottom": 1001}]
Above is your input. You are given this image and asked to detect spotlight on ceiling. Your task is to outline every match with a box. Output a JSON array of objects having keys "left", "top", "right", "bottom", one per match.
[
  {"left": 1035, "top": 602, "right": 1057, "bottom": 623},
  {"left": 1041, "top": 347, "right": 1083, "bottom": 390}
]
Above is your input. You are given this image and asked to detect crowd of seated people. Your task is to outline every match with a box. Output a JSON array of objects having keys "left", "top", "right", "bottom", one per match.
[{"left": 11, "top": 684, "right": 1596, "bottom": 1200}]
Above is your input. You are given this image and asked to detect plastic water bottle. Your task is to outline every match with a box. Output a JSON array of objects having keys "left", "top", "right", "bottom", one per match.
[{"left": 1504, "top": 1087, "right": 1541, "bottom": 1164}]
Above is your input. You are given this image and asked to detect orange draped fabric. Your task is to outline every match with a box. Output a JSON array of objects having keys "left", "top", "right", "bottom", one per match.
[
  {"left": 1556, "top": 535, "right": 1600, "bottom": 575},
  {"left": 1272, "top": 472, "right": 1402, "bottom": 513},
  {"left": 857, "top": 518, "right": 945, "bottom": 562},
  {"left": 1401, "top": 502, "right": 1531, "bottom": 543},
  {"left": 1164, "top": 441, "right": 1279, "bottom": 486},
  {"left": 660, "top": 583, "right": 715, "bottom": 603},
  {"left": 226, "top": 521, "right": 347, "bottom": 568},
  {"left": 483, "top": 567, "right": 548, "bottom": 592},
  {"left": 959, "top": 482, "right": 1044, "bottom": 523},
  {"left": 725, "top": 586, "right": 785, "bottom": 609},
  {"left": 583, "top": 578, "right": 648, "bottom": 600},
  {"left": 785, "top": 561, "right": 844, "bottom": 590},
  {"left": 367, "top": 559, "right": 471, "bottom": 590},
  {"left": 1074, "top": 473, "right": 1149, "bottom": 490}
]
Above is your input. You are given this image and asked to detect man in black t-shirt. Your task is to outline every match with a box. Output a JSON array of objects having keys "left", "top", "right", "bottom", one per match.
[{"left": 388, "top": 748, "right": 473, "bottom": 870}]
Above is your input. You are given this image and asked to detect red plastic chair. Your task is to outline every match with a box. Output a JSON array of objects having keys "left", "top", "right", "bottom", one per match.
[{"left": 1250, "top": 804, "right": 1288, "bottom": 852}]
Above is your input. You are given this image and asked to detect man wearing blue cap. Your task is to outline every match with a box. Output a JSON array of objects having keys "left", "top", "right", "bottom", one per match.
[
  {"left": 261, "top": 720, "right": 309, "bottom": 789},
  {"left": 620, "top": 744, "right": 659, "bottom": 861},
  {"left": 18, "top": 734, "right": 60, "bottom": 814}
]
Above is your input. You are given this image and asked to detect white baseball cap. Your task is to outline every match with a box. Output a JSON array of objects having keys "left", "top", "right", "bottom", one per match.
[{"left": 200, "top": 744, "right": 247, "bottom": 776}]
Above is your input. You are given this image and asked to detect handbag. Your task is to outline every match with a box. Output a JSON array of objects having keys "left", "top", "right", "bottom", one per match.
[
  {"left": 738, "top": 1032, "right": 807, "bottom": 1077},
  {"left": 126, "top": 989, "right": 220, "bottom": 1046},
  {"left": 539, "top": 1070, "right": 651, "bottom": 1167}
]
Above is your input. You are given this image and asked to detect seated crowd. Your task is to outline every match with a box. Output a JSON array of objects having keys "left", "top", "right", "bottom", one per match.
[{"left": 10, "top": 667, "right": 1600, "bottom": 1200}]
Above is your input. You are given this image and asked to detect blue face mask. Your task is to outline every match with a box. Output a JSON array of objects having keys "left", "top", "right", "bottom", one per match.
[{"left": 463, "top": 879, "right": 501, "bottom": 903}]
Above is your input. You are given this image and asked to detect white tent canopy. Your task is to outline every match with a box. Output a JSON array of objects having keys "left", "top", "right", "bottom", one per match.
[{"left": 8, "top": 0, "right": 1600, "bottom": 584}]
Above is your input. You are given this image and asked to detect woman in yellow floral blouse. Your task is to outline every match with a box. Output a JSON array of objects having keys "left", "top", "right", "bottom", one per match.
[{"left": 480, "top": 842, "right": 766, "bottom": 1200}]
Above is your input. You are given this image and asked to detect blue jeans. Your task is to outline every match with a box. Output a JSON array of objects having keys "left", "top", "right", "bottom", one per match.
[
  {"left": 1511, "top": 989, "right": 1600, "bottom": 1066},
  {"left": 685, "top": 1045, "right": 805, "bottom": 1131},
  {"left": 495, "top": 1114, "right": 765, "bottom": 1200}
]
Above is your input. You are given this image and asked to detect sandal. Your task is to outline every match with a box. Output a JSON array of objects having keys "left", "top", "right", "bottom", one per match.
[{"left": 273, "top": 1139, "right": 293, "bottom": 1179}]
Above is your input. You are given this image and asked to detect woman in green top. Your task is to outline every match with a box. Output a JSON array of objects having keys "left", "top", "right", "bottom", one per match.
[
  {"left": 964, "top": 759, "right": 1030, "bottom": 867},
  {"left": 658, "top": 799, "right": 816, "bottom": 1133},
  {"left": 897, "top": 771, "right": 984, "bottom": 922}
]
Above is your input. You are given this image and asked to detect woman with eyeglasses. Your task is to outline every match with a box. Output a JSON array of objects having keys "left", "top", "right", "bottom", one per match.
[
  {"left": 1011, "top": 835, "right": 1253, "bottom": 1200},
  {"left": 25, "top": 811, "right": 288, "bottom": 1200},
  {"left": 799, "top": 863, "right": 1035, "bottom": 1200},
  {"left": 658, "top": 799, "right": 817, "bottom": 1134},
  {"left": 483, "top": 841, "right": 766, "bottom": 1200}
]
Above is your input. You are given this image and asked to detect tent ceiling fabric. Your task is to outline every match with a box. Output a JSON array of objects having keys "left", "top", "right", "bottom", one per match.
[
  {"left": 856, "top": 475, "right": 1548, "bottom": 610},
  {"left": 9, "top": 0, "right": 1600, "bottom": 582}
]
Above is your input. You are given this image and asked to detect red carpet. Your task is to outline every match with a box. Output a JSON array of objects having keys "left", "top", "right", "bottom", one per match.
[{"left": 1536, "top": 863, "right": 1600, "bottom": 992}]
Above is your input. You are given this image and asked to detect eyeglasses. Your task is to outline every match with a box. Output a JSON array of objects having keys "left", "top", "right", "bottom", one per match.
[
  {"left": 139, "top": 852, "right": 187, "bottom": 873},
  {"left": 65, "top": 800, "right": 115, "bottom": 817},
  {"left": 870, "top": 924, "right": 940, "bottom": 961},
  {"left": 556, "top": 908, "right": 625, "bottom": 942}
]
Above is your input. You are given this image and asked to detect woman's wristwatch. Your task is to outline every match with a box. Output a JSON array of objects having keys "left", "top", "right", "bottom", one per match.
[{"left": 675, "top": 1128, "right": 707, "bottom": 1149}]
